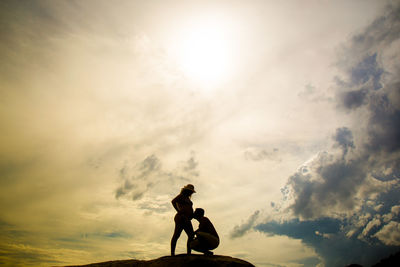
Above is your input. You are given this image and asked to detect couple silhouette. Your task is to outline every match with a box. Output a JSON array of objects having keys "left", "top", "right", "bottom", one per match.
[{"left": 171, "top": 184, "right": 219, "bottom": 256}]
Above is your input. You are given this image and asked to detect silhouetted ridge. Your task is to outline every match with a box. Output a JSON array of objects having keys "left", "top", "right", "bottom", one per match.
[
  {"left": 64, "top": 254, "right": 255, "bottom": 267},
  {"left": 345, "top": 250, "right": 400, "bottom": 267},
  {"left": 372, "top": 250, "right": 400, "bottom": 267}
]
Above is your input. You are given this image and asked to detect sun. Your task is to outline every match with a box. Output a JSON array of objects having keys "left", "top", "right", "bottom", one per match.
[{"left": 169, "top": 16, "right": 236, "bottom": 89}]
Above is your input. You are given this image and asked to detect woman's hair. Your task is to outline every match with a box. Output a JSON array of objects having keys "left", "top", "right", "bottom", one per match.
[{"left": 181, "top": 188, "right": 193, "bottom": 197}]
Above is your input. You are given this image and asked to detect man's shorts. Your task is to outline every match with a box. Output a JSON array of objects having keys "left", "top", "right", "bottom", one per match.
[{"left": 191, "top": 231, "right": 219, "bottom": 250}]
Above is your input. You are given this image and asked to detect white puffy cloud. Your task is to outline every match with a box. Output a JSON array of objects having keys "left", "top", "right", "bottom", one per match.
[{"left": 374, "top": 221, "right": 400, "bottom": 246}]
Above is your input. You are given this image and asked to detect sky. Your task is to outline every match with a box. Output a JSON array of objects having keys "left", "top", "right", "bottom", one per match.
[{"left": 0, "top": 1, "right": 399, "bottom": 266}]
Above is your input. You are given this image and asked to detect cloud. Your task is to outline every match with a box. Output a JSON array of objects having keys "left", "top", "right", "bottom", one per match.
[
  {"left": 367, "top": 91, "right": 400, "bottom": 153},
  {"left": 255, "top": 218, "right": 341, "bottom": 243},
  {"left": 237, "top": 3, "right": 400, "bottom": 266},
  {"left": 374, "top": 221, "right": 400, "bottom": 246},
  {"left": 0, "top": 243, "right": 64, "bottom": 266},
  {"left": 255, "top": 218, "right": 398, "bottom": 267},
  {"left": 139, "top": 155, "right": 162, "bottom": 177},
  {"left": 182, "top": 152, "right": 199, "bottom": 177},
  {"left": 333, "top": 127, "right": 355, "bottom": 156},
  {"left": 78, "top": 230, "right": 132, "bottom": 240},
  {"left": 340, "top": 88, "right": 369, "bottom": 110},
  {"left": 230, "top": 210, "right": 260, "bottom": 238},
  {"left": 115, "top": 179, "right": 135, "bottom": 199},
  {"left": 298, "top": 84, "right": 316, "bottom": 98},
  {"left": 244, "top": 148, "right": 280, "bottom": 162},
  {"left": 138, "top": 196, "right": 172, "bottom": 214},
  {"left": 284, "top": 0, "right": 400, "bottom": 223},
  {"left": 360, "top": 217, "right": 381, "bottom": 237},
  {"left": 0, "top": 219, "right": 82, "bottom": 266},
  {"left": 382, "top": 205, "right": 400, "bottom": 223},
  {"left": 115, "top": 154, "right": 162, "bottom": 201},
  {"left": 349, "top": 53, "right": 384, "bottom": 90},
  {"left": 299, "top": 83, "right": 333, "bottom": 102},
  {"left": 115, "top": 153, "right": 200, "bottom": 203},
  {"left": 349, "top": 4, "right": 400, "bottom": 55},
  {"left": 1, "top": 1, "right": 399, "bottom": 266},
  {"left": 284, "top": 150, "right": 366, "bottom": 219}
]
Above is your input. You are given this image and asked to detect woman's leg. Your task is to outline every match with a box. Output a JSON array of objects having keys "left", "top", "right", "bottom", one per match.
[
  {"left": 182, "top": 218, "right": 194, "bottom": 254},
  {"left": 171, "top": 218, "right": 184, "bottom": 256}
]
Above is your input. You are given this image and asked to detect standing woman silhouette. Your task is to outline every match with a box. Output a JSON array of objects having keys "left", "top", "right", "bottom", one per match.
[{"left": 171, "top": 184, "right": 196, "bottom": 256}]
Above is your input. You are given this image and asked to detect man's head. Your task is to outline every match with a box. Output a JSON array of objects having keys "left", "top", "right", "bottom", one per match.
[{"left": 193, "top": 208, "right": 205, "bottom": 220}]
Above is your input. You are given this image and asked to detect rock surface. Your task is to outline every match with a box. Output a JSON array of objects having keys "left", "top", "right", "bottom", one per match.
[{"left": 65, "top": 254, "right": 255, "bottom": 267}]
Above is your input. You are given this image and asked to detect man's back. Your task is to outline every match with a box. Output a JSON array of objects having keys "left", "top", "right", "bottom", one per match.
[{"left": 198, "top": 216, "right": 219, "bottom": 239}]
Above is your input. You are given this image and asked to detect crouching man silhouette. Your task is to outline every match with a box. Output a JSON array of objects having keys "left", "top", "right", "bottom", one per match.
[{"left": 190, "top": 208, "right": 219, "bottom": 255}]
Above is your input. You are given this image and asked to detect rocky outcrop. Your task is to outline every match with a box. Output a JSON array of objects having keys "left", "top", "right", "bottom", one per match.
[
  {"left": 372, "top": 250, "right": 400, "bottom": 267},
  {"left": 65, "top": 254, "right": 255, "bottom": 267}
]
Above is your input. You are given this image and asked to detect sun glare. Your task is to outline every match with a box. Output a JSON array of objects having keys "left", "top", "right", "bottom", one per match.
[{"left": 169, "top": 16, "right": 236, "bottom": 89}]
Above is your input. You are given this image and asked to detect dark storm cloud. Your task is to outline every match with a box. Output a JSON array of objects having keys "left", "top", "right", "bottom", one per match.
[
  {"left": 350, "top": 4, "right": 400, "bottom": 53},
  {"left": 333, "top": 127, "right": 355, "bottom": 155},
  {"left": 281, "top": 127, "right": 363, "bottom": 219},
  {"left": 238, "top": 4, "right": 400, "bottom": 267},
  {"left": 284, "top": 1, "right": 400, "bottom": 222},
  {"left": 338, "top": 53, "right": 384, "bottom": 110},
  {"left": 286, "top": 154, "right": 366, "bottom": 219},
  {"left": 341, "top": 88, "right": 369, "bottom": 109},
  {"left": 255, "top": 218, "right": 399, "bottom": 267},
  {"left": 230, "top": 210, "right": 260, "bottom": 238},
  {"left": 255, "top": 187, "right": 400, "bottom": 265},
  {"left": 350, "top": 53, "right": 384, "bottom": 90},
  {"left": 367, "top": 92, "right": 400, "bottom": 153},
  {"left": 256, "top": 218, "right": 341, "bottom": 241}
]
